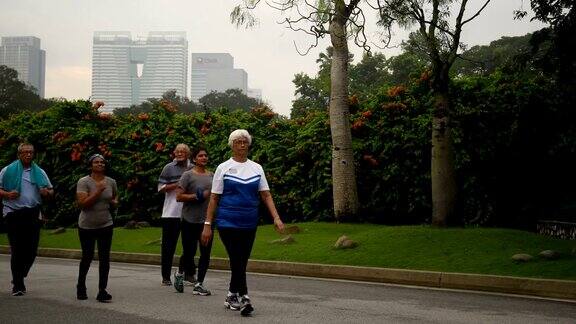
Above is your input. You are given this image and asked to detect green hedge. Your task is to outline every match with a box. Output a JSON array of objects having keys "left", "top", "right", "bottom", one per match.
[{"left": 0, "top": 72, "right": 574, "bottom": 228}]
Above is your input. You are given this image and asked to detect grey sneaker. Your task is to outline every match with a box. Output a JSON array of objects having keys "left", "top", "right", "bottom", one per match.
[
  {"left": 240, "top": 295, "right": 254, "bottom": 316},
  {"left": 192, "top": 283, "right": 211, "bottom": 296},
  {"left": 173, "top": 272, "right": 184, "bottom": 293},
  {"left": 161, "top": 279, "right": 172, "bottom": 286},
  {"left": 224, "top": 294, "right": 241, "bottom": 310}
]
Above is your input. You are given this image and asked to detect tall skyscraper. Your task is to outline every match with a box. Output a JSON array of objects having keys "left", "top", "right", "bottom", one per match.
[
  {"left": 92, "top": 31, "right": 188, "bottom": 113},
  {"left": 0, "top": 36, "right": 46, "bottom": 98},
  {"left": 190, "top": 53, "right": 248, "bottom": 102}
]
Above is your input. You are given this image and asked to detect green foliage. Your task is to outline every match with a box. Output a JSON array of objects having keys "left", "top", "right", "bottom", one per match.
[
  {"left": 0, "top": 65, "right": 54, "bottom": 119},
  {"left": 199, "top": 88, "right": 261, "bottom": 112}
]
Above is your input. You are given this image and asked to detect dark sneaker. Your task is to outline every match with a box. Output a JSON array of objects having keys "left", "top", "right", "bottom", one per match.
[
  {"left": 240, "top": 295, "right": 254, "bottom": 316},
  {"left": 173, "top": 272, "right": 184, "bottom": 293},
  {"left": 161, "top": 279, "right": 172, "bottom": 286},
  {"left": 11, "top": 288, "right": 24, "bottom": 297},
  {"left": 96, "top": 290, "right": 112, "bottom": 302},
  {"left": 77, "top": 286, "right": 88, "bottom": 300},
  {"left": 11, "top": 283, "right": 25, "bottom": 296},
  {"left": 192, "top": 283, "right": 211, "bottom": 296},
  {"left": 224, "top": 294, "right": 241, "bottom": 310}
]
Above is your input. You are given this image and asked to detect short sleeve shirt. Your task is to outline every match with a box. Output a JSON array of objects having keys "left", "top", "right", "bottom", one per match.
[
  {"left": 178, "top": 170, "right": 213, "bottom": 224},
  {"left": 211, "top": 158, "right": 269, "bottom": 229},
  {"left": 77, "top": 176, "right": 117, "bottom": 229}
]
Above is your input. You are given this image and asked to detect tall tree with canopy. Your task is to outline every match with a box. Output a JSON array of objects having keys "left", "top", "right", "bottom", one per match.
[
  {"left": 376, "top": 0, "right": 492, "bottom": 226},
  {"left": 231, "top": 0, "right": 376, "bottom": 221}
]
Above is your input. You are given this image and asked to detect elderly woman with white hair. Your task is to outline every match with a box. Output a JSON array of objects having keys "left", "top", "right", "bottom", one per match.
[{"left": 201, "top": 129, "right": 284, "bottom": 316}]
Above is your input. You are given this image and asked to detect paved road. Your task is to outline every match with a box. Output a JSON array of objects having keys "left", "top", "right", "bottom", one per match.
[{"left": 0, "top": 255, "right": 575, "bottom": 323}]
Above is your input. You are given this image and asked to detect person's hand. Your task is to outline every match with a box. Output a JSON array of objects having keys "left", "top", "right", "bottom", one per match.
[
  {"left": 95, "top": 181, "right": 106, "bottom": 193},
  {"left": 110, "top": 197, "right": 119, "bottom": 208},
  {"left": 201, "top": 225, "right": 213, "bottom": 246},
  {"left": 203, "top": 189, "right": 210, "bottom": 200},
  {"left": 274, "top": 217, "right": 285, "bottom": 234},
  {"left": 6, "top": 190, "right": 19, "bottom": 200},
  {"left": 39, "top": 188, "right": 51, "bottom": 197}
]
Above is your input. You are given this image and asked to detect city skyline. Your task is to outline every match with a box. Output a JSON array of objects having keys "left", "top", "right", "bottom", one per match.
[
  {"left": 0, "top": 1, "right": 547, "bottom": 116},
  {"left": 0, "top": 36, "right": 45, "bottom": 98},
  {"left": 91, "top": 31, "right": 188, "bottom": 113}
]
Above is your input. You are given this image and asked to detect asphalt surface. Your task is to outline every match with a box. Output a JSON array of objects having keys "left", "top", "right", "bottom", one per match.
[{"left": 1, "top": 255, "right": 575, "bottom": 323}]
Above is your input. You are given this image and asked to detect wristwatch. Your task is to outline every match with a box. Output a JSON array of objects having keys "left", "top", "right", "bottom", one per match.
[{"left": 204, "top": 221, "right": 211, "bottom": 225}]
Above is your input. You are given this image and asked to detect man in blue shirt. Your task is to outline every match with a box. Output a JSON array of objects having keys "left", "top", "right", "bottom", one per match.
[{"left": 0, "top": 143, "right": 54, "bottom": 296}]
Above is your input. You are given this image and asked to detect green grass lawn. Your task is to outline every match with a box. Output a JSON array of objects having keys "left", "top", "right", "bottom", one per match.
[{"left": 1, "top": 222, "right": 575, "bottom": 280}]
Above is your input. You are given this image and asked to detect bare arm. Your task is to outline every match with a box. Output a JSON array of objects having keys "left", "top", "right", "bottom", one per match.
[
  {"left": 260, "top": 190, "right": 285, "bottom": 233},
  {"left": 39, "top": 187, "right": 54, "bottom": 200},
  {"left": 158, "top": 182, "right": 179, "bottom": 193},
  {"left": 201, "top": 193, "right": 220, "bottom": 246},
  {"left": 76, "top": 190, "right": 103, "bottom": 209},
  {"left": 175, "top": 187, "right": 197, "bottom": 202},
  {"left": 76, "top": 181, "right": 106, "bottom": 209}
]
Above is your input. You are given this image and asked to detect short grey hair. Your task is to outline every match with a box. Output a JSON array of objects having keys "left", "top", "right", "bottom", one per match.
[
  {"left": 174, "top": 143, "right": 191, "bottom": 155},
  {"left": 17, "top": 143, "right": 34, "bottom": 153},
  {"left": 228, "top": 129, "right": 252, "bottom": 147}
]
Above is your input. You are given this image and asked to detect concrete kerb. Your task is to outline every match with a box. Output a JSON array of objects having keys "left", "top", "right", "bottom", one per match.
[{"left": 1, "top": 245, "right": 575, "bottom": 301}]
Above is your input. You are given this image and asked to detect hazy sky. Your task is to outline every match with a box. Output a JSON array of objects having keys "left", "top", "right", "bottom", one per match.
[{"left": 1, "top": 0, "right": 545, "bottom": 116}]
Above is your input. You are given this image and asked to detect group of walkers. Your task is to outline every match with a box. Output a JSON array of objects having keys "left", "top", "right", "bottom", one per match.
[{"left": 1, "top": 129, "right": 285, "bottom": 317}]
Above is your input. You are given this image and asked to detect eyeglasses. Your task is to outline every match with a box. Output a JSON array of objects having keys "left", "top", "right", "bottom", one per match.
[{"left": 233, "top": 140, "right": 249, "bottom": 145}]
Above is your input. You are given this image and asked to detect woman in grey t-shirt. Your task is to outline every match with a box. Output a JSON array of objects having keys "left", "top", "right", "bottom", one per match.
[
  {"left": 75, "top": 154, "right": 118, "bottom": 302},
  {"left": 174, "top": 147, "right": 213, "bottom": 295}
]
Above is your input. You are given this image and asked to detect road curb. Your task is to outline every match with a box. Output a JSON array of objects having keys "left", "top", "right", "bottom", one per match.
[{"left": 1, "top": 245, "right": 575, "bottom": 301}]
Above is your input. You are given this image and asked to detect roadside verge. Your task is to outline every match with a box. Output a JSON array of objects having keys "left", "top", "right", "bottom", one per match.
[{"left": 1, "top": 245, "right": 574, "bottom": 301}]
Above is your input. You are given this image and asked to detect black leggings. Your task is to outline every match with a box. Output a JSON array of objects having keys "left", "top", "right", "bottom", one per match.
[
  {"left": 5, "top": 207, "right": 41, "bottom": 289},
  {"left": 161, "top": 218, "right": 183, "bottom": 280},
  {"left": 77, "top": 225, "right": 113, "bottom": 291},
  {"left": 179, "top": 220, "right": 213, "bottom": 283},
  {"left": 218, "top": 227, "right": 257, "bottom": 296}
]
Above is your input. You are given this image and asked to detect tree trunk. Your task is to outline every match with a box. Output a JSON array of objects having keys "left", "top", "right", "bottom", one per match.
[
  {"left": 430, "top": 89, "right": 457, "bottom": 227},
  {"left": 329, "top": 9, "right": 359, "bottom": 221}
]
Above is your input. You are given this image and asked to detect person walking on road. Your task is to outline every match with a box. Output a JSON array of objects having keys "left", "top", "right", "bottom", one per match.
[
  {"left": 158, "top": 144, "right": 192, "bottom": 286},
  {"left": 75, "top": 154, "right": 118, "bottom": 302},
  {"left": 201, "top": 129, "right": 285, "bottom": 316},
  {"left": 174, "top": 147, "right": 213, "bottom": 295},
  {"left": 0, "top": 143, "right": 54, "bottom": 296}
]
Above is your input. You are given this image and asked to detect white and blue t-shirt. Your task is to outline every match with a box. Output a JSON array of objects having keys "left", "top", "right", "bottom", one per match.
[{"left": 211, "top": 158, "right": 269, "bottom": 229}]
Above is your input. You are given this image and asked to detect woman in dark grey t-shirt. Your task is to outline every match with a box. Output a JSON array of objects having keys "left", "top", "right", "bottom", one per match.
[
  {"left": 75, "top": 154, "right": 118, "bottom": 302},
  {"left": 174, "top": 147, "right": 213, "bottom": 295}
]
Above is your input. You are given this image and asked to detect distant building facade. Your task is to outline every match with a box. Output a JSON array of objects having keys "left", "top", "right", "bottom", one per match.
[
  {"left": 190, "top": 53, "right": 248, "bottom": 102},
  {"left": 0, "top": 36, "right": 46, "bottom": 97},
  {"left": 92, "top": 31, "right": 187, "bottom": 113}
]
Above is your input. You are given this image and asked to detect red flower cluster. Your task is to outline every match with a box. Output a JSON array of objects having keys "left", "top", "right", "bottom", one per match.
[
  {"left": 381, "top": 102, "right": 407, "bottom": 111},
  {"left": 348, "top": 95, "right": 359, "bottom": 107},
  {"left": 138, "top": 113, "right": 150, "bottom": 121},
  {"left": 126, "top": 178, "right": 139, "bottom": 190},
  {"left": 154, "top": 142, "right": 165, "bottom": 152},
  {"left": 351, "top": 119, "right": 365, "bottom": 131},
  {"left": 160, "top": 100, "right": 178, "bottom": 113},
  {"left": 52, "top": 131, "right": 69, "bottom": 143},
  {"left": 70, "top": 143, "right": 87, "bottom": 161},
  {"left": 92, "top": 101, "right": 105, "bottom": 110},
  {"left": 98, "top": 143, "right": 112, "bottom": 157},
  {"left": 363, "top": 154, "right": 379, "bottom": 167},
  {"left": 387, "top": 85, "right": 406, "bottom": 98},
  {"left": 98, "top": 113, "right": 112, "bottom": 121},
  {"left": 199, "top": 117, "right": 212, "bottom": 135}
]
